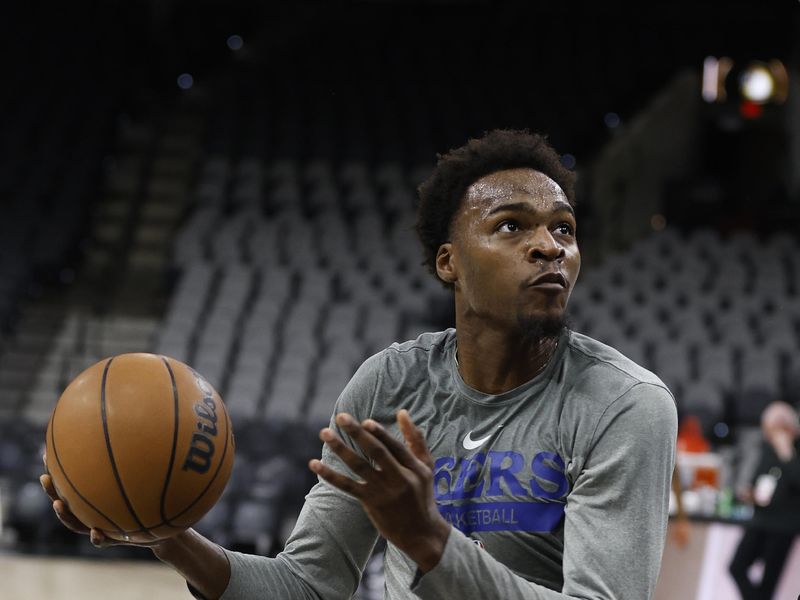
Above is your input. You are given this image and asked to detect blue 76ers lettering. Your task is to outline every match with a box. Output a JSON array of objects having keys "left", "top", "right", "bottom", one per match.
[{"left": 433, "top": 450, "right": 568, "bottom": 535}]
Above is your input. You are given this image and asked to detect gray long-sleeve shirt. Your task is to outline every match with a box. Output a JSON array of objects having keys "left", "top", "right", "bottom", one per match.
[{"left": 214, "top": 328, "right": 677, "bottom": 599}]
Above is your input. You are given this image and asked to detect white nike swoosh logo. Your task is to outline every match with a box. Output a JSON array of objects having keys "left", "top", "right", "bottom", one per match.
[{"left": 463, "top": 429, "right": 496, "bottom": 450}]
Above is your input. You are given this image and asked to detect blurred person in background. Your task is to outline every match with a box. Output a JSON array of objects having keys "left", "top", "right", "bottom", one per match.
[
  {"left": 728, "top": 401, "right": 800, "bottom": 599},
  {"left": 42, "top": 130, "right": 677, "bottom": 600}
]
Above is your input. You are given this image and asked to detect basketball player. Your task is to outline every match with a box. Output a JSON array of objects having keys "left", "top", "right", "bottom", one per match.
[{"left": 42, "top": 130, "right": 678, "bottom": 599}]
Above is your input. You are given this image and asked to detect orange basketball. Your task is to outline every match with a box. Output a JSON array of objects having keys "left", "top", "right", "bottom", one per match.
[{"left": 45, "top": 353, "right": 235, "bottom": 543}]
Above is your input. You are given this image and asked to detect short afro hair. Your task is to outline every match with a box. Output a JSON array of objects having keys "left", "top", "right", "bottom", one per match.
[{"left": 415, "top": 129, "right": 576, "bottom": 287}]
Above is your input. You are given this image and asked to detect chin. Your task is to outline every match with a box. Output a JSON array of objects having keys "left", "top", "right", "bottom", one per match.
[{"left": 516, "top": 312, "right": 566, "bottom": 340}]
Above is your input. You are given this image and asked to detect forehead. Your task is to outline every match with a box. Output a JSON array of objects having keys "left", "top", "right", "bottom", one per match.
[{"left": 463, "top": 168, "right": 568, "bottom": 209}]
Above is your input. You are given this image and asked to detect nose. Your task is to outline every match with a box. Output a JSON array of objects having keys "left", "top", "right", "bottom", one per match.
[{"left": 526, "top": 227, "right": 565, "bottom": 263}]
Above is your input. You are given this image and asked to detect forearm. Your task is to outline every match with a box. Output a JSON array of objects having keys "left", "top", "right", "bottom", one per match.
[{"left": 152, "top": 529, "right": 230, "bottom": 600}]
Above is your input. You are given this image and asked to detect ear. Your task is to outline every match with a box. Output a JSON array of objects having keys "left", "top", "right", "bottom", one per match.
[{"left": 435, "top": 243, "right": 458, "bottom": 284}]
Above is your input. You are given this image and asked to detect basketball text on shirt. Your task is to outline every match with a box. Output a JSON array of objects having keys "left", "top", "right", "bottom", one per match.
[{"left": 433, "top": 450, "right": 568, "bottom": 534}]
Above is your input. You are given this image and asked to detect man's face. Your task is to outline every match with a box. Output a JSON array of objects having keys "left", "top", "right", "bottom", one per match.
[{"left": 436, "top": 168, "right": 580, "bottom": 336}]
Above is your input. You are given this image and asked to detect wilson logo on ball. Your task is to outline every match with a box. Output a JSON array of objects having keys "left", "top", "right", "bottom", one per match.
[{"left": 182, "top": 372, "right": 219, "bottom": 474}]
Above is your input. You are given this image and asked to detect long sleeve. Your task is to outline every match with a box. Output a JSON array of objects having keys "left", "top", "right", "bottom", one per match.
[
  {"left": 219, "top": 478, "right": 379, "bottom": 599},
  {"left": 412, "top": 382, "right": 677, "bottom": 599},
  {"left": 216, "top": 355, "right": 384, "bottom": 599}
]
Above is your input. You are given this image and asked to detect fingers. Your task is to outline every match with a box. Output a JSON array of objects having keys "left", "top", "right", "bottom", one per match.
[
  {"left": 40, "top": 468, "right": 137, "bottom": 548},
  {"left": 40, "top": 474, "right": 59, "bottom": 503},
  {"left": 363, "top": 417, "right": 422, "bottom": 472},
  {"left": 309, "top": 458, "right": 366, "bottom": 498},
  {"left": 397, "top": 410, "right": 434, "bottom": 470},
  {"left": 312, "top": 413, "right": 408, "bottom": 496},
  {"left": 52, "top": 499, "right": 91, "bottom": 535},
  {"left": 313, "top": 412, "right": 432, "bottom": 489},
  {"left": 41, "top": 473, "right": 91, "bottom": 536},
  {"left": 326, "top": 412, "right": 431, "bottom": 474},
  {"left": 88, "top": 528, "right": 129, "bottom": 548},
  {"left": 333, "top": 414, "right": 400, "bottom": 476},
  {"left": 90, "top": 528, "right": 109, "bottom": 547},
  {"left": 321, "top": 421, "right": 384, "bottom": 482}
]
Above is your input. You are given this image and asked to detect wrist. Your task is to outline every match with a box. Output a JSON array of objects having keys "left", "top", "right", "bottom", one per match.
[
  {"left": 408, "top": 518, "right": 451, "bottom": 573},
  {"left": 148, "top": 528, "right": 229, "bottom": 600},
  {"left": 150, "top": 528, "right": 194, "bottom": 562}
]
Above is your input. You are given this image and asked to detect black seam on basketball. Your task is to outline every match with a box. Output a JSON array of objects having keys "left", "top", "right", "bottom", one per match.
[
  {"left": 159, "top": 356, "right": 181, "bottom": 527},
  {"left": 49, "top": 367, "right": 127, "bottom": 537},
  {"left": 101, "top": 356, "right": 151, "bottom": 535},
  {"left": 165, "top": 398, "right": 232, "bottom": 525}
]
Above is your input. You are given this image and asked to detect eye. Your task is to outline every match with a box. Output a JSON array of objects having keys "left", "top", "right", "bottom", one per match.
[
  {"left": 554, "top": 222, "right": 575, "bottom": 236},
  {"left": 497, "top": 220, "right": 520, "bottom": 233}
]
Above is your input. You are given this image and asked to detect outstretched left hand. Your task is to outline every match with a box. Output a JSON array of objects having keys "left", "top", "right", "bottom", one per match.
[{"left": 309, "top": 409, "right": 451, "bottom": 573}]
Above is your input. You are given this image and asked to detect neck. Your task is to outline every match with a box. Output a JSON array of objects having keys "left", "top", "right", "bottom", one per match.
[{"left": 454, "top": 320, "right": 560, "bottom": 395}]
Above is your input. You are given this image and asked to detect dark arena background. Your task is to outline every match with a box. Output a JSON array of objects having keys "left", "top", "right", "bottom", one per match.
[{"left": 1, "top": 1, "right": 800, "bottom": 598}]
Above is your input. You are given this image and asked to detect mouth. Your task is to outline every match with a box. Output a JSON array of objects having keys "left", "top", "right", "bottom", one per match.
[
  {"left": 530, "top": 271, "right": 568, "bottom": 287},
  {"left": 528, "top": 271, "right": 568, "bottom": 290}
]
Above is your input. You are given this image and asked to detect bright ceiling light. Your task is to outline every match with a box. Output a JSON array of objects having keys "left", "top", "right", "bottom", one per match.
[
  {"left": 701, "top": 57, "right": 788, "bottom": 106},
  {"left": 740, "top": 64, "right": 774, "bottom": 103}
]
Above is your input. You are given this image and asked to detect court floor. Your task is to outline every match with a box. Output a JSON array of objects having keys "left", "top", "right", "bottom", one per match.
[
  {"left": 2, "top": 521, "right": 799, "bottom": 599},
  {"left": 0, "top": 553, "right": 190, "bottom": 600},
  {"left": 655, "top": 521, "right": 800, "bottom": 600}
]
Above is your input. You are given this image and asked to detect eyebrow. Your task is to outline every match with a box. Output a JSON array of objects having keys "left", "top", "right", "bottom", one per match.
[{"left": 487, "top": 201, "right": 575, "bottom": 219}]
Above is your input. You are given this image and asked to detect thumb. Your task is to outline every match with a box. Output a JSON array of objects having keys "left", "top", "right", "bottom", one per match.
[{"left": 397, "top": 410, "right": 434, "bottom": 470}]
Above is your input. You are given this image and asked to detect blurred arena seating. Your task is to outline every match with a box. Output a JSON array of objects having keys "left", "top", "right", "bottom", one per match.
[
  {"left": 155, "top": 153, "right": 449, "bottom": 427},
  {"left": 569, "top": 228, "right": 800, "bottom": 427},
  {"left": 0, "top": 42, "right": 116, "bottom": 552}
]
